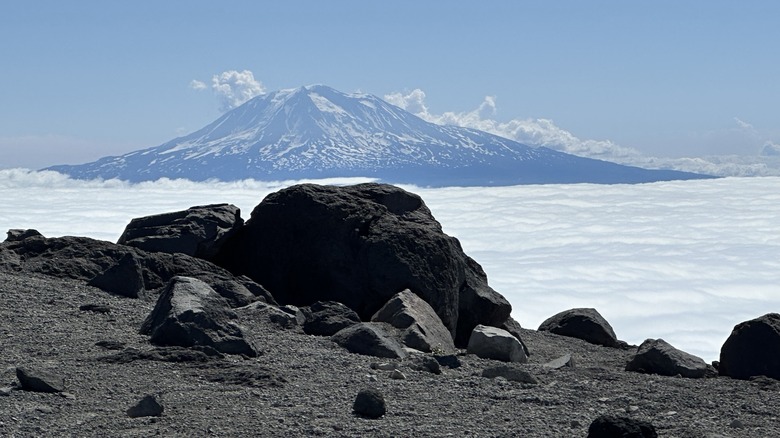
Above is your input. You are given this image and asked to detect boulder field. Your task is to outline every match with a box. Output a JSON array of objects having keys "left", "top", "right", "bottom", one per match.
[{"left": 1, "top": 182, "right": 779, "bottom": 437}]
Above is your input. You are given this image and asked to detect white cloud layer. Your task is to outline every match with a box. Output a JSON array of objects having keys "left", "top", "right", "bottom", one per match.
[
  {"left": 385, "top": 89, "right": 780, "bottom": 177},
  {"left": 2, "top": 169, "right": 779, "bottom": 362},
  {"left": 191, "top": 70, "right": 266, "bottom": 112}
]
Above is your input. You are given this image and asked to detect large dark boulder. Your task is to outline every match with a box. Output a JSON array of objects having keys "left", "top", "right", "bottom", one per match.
[
  {"left": 140, "top": 276, "right": 258, "bottom": 356},
  {"left": 332, "top": 322, "right": 407, "bottom": 359},
  {"left": 626, "top": 338, "right": 715, "bottom": 378},
  {"left": 371, "top": 289, "right": 456, "bottom": 354},
  {"left": 301, "top": 301, "right": 361, "bottom": 336},
  {"left": 720, "top": 313, "right": 780, "bottom": 380},
  {"left": 118, "top": 204, "right": 243, "bottom": 262},
  {"left": 215, "top": 183, "right": 511, "bottom": 345},
  {"left": 0, "top": 234, "right": 274, "bottom": 307},
  {"left": 538, "top": 308, "right": 619, "bottom": 348}
]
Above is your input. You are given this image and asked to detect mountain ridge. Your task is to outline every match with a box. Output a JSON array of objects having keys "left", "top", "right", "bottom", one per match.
[{"left": 47, "top": 85, "right": 713, "bottom": 186}]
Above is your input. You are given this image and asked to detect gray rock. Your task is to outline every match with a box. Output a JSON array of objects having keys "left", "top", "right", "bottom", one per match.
[
  {"left": 79, "top": 303, "right": 111, "bottom": 314},
  {"left": 140, "top": 276, "right": 258, "bottom": 357},
  {"left": 409, "top": 356, "right": 442, "bottom": 374},
  {"left": 720, "top": 313, "right": 780, "bottom": 380},
  {"left": 87, "top": 252, "right": 145, "bottom": 298},
  {"left": 118, "top": 203, "right": 243, "bottom": 262},
  {"left": 302, "top": 301, "right": 361, "bottom": 336},
  {"left": 500, "top": 316, "right": 530, "bottom": 357},
  {"left": 0, "top": 386, "right": 13, "bottom": 396},
  {"left": 482, "top": 364, "right": 538, "bottom": 384},
  {"left": 371, "top": 289, "right": 456, "bottom": 354},
  {"left": 15, "top": 367, "right": 64, "bottom": 393},
  {"left": 467, "top": 325, "right": 528, "bottom": 363},
  {"left": 332, "top": 322, "right": 406, "bottom": 359},
  {"left": 353, "top": 388, "right": 386, "bottom": 419},
  {"left": 538, "top": 308, "right": 619, "bottom": 348},
  {"left": 214, "top": 183, "right": 511, "bottom": 345},
  {"left": 587, "top": 415, "right": 657, "bottom": 437},
  {"left": 626, "top": 338, "right": 715, "bottom": 378},
  {"left": 236, "top": 301, "right": 300, "bottom": 329},
  {"left": 127, "top": 394, "right": 164, "bottom": 418},
  {"left": 390, "top": 369, "right": 406, "bottom": 380},
  {"left": 5, "top": 229, "right": 43, "bottom": 242},
  {"left": 544, "top": 354, "right": 576, "bottom": 369}
]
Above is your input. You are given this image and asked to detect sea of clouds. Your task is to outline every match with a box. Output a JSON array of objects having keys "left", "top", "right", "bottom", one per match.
[{"left": 2, "top": 168, "right": 778, "bottom": 362}]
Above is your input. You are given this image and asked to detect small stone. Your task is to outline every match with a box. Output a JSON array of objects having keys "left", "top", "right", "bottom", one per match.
[
  {"left": 627, "top": 405, "right": 640, "bottom": 413},
  {"left": 367, "top": 374, "right": 377, "bottom": 382},
  {"left": 127, "top": 394, "right": 164, "bottom": 418},
  {"left": 729, "top": 419, "right": 744, "bottom": 429},
  {"left": 481, "top": 365, "right": 538, "bottom": 384},
  {"left": 16, "top": 367, "right": 65, "bottom": 393},
  {"left": 571, "top": 420, "right": 582, "bottom": 428},
  {"left": 390, "top": 370, "right": 406, "bottom": 380},
  {"left": 544, "top": 353, "right": 575, "bottom": 369},
  {"left": 370, "top": 362, "right": 397, "bottom": 371},
  {"left": 79, "top": 304, "right": 111, "bottom": 314},
  {"left": 0, "top": 387, "right": 12, "bottom": 396},
  {"left": 353, "top": 388, "right": 386, "bottom": 419}
]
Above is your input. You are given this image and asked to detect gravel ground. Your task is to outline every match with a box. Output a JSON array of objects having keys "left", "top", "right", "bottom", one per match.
[{"left": 1, "top": 269, "right": 778, "bottom": 437}]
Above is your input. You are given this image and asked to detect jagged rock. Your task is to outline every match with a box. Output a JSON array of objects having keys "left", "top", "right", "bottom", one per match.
[
  {"left": 482, "top": 364, "right": 538, "bottom": 384},
  {"left": 332, "top": 322, "right": 406, "bottom": 359},
  {"left": 79, "top": 303, "right": 111, "bottom": 314},
  {"left": 0, "top": 234, "right": 273, "bottom": 307},
  {"left": 587, "top": 415, "right": 657, "bottom": 437},
  {"left": 5, "top": 229, "right": 43, "bottom": 242},
  {"left": 214, "top": 183, "right": 511, "bottom": 345},
  {"left": 499, "top": 315, "right": 530, "bottom": 358},
  {"left": 139, "top": 276, "right": 258, "bottom": 357},
  {"left": 127, "top": 394, "right": 164, "bottom": 418},
  {"left": 720, "top": 313, "right": 780, "bottom": 380},
  {"left": 236, "top": 301, "right": 300, "bottom": 329},
  {"left": 353, "top": 388, "right": 386, "bottom": 419},
  {"left": 538, "top": 308, "right": 619, "bottom": 348},
  {"left": 87, "top": 252, "right": 145, "bottom": 298},
  {"left": 626, "top": 338, "right": 715, "bottom": 378},
  {"left": 434, "top": 355, "right": 461, "bottom": 369},
  {"left": 118, "top": 203, "right": 243, "bottom": 262},
  {"left": 302, "top": 301, "right": 361, "bottom": 336},
  {"left": 371, "top": 289, "right": 456, "bottom": 354},
  {"left": 15, "top": 366, "right": 64, "bottom": 393},
  {"left": 467, "top": 325, "right": 528, "bottom": 363},
  {"left": 390, "top": 369, "right": 406, "bottom": 380},
  {"left": 544, "top": 354, "right": 576, "bottom": 369},
  {"left": 409, "top": 356, "right": 442, "bottom": 374}
]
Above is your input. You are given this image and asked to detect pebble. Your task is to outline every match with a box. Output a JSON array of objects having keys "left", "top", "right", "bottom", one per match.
[{"left": 390, "top": 370, "right": 406, "bottom": 380}]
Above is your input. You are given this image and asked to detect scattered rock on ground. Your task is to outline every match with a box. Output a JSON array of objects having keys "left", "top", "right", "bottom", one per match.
[
  {"left": 301, "top": 301, "right": 361, "bottom": 336},
  {"left": 332, "top": 322, "right": 406, "bottom": 359},
  {"left": 544, "top": 353, "right": 575, "bottom": 369},
  {"left": 482, "top": 364, "right": 538, "bottom": 384},
  {"left": 720, "top": 313, "right": 780, "bottom": 380},
  {"left": 587, "top": 414, "right": 657, "bottom": 437},
  {"left": 538, "top": 308, "right": 620, "bottom": 348},
  {"left": 626, "top": 338, "right": 715, "bottom": 378},
  {"left": 353, "top": 388, "right": 386, "bottom": 419},
  {"left": 79, "top": 303, "right": 112, "bottom": 314},
  {"left": 467, "top": 325, "right": 528, "bottom": 363},
  {"left": 87, "top": 252, "right": 145, "bottom": 298},
  {"left": 139, "top": 276, "right": 258, "bottom": 356},
  {"left": 16, "top": 366, "right": 65, "bottom": 393},
  {"left": 126, "top": 394, "right": 164, "bottom": 418},
  {"left": 371, "top": 289, "right": 456, "bottom": 354}
]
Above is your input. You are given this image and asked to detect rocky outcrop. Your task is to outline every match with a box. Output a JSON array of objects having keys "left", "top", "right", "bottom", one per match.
[
  {"left": 215, "top": 183, "right": 511, "bottom": 345},
  {"left": 370, "top": 289, "right": 456, "bottom": 354},
  {"left": 127, "top": 394, "right": 164, "bottom": 418},
  {"left": 538, "top": 308, "right": 619, "bottom": 348},
  {"left": 118, "top": 204, "right": 243, "bottom": 262},
  {"left": 720, "top": 313, "right": 780, "bottom": 380},
  {"left": 331, "top": 322, "right": 406, "bottom": 359},
  {"left": 0, "top": 234, "right": 274, "bottom": 307},
  {"left": 139, "top": 276, "right": 258, "bottom": 357},
  {"left": 301, "top": 301, "right": 361, "bottom": 336},
  {"left": 467, "top": 325, "right": 528, "bottom": 363},
  {"left": 626, "top": 338, "right": 715, "bottom": 378}
]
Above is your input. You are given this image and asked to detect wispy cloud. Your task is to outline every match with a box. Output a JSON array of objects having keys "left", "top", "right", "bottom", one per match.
[{"left": 191, "top": 70, "right": 266, "bottom": 112}]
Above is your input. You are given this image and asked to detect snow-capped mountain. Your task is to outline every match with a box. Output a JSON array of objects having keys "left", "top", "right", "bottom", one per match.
[{"left": 48, "top": 85, "right": 711, "bottom": 185}]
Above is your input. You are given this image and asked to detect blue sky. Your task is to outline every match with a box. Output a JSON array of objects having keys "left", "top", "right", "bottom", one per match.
[{"left": 1, "top": 1, "right": 778, "bottom": 170}]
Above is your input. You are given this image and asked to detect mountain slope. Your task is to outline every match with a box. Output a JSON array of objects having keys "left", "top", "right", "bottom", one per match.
[{"left": 48, "top": 85, "right": 712, "bottom": 185}]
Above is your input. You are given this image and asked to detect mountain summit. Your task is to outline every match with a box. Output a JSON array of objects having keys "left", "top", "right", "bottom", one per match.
[{"left": 48, "top": 85, "right": 711, "bottom": 185}]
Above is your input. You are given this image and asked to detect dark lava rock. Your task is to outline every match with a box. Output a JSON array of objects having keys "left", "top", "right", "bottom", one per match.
[
  {"left": 626, "top": 338, "right": 715, "bottom": 378},
  {"left": 79, "top": 303, "right": 112, "bottom": 314},
  {"left": 499, "top": 315, "right": 531, "bottom": 358},
  {"left": 467, "top": 325, "right": 527, "bottom": 363},
  {"left": 118, "top": 203, "right": 243, "bottom": 262},
  {"left": 371, "top": 289, "right": 456, "bottom": 354},
  {"left": 482, "top": 364, "right": 538, "bottom": 384},
  {"left": 16, "top": 366, "right": 65, "bottom": 393},
  {"left": 720, "top": 313, "right": 780, "bottom": 380},
  {"left": 127, "top": 394, "right": 164, "bottom": 418},
  {"left": 332, "top": 322, "right": 406, "bottom": 359},
  {"left": 544, "top": 354, "right": 576, "bottom": 369},
  {"left": 538, "top": 308, "right": 619, "bottom": 348},
  {"left": 94, "top": 340, "right": 126, "bottom": 350},
  {"left": 214, "top": 183, "right": 511, "bottom": 345},
  {"left": 0, "top": 234, "right": 271, "bottom": 307},
  {"left": 98, "top": 346, "right": 224, "bottom": 364},
  {"left": 301, "top": 301, "right": 361, "bottom": 336},
  {"left": 353, "top": 388, "right": 386, "bottom": 419},
  {"left": 5, "top": 229, "right": 43, "bottom": 242},
  {"left": 87, "top": 252, "right": 145, "bottom": 298},
  {"left": 587, "top": 414, "right": 657, "bottom": 437},
  {"left": 139, "top": 276, "right": 258, "bottom": 357}
]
